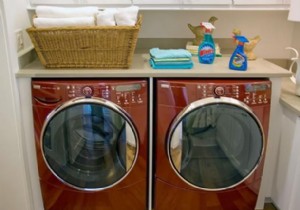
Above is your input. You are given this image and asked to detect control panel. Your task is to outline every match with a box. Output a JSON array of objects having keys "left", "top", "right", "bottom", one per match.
[
  {"left": 65, "top": 83, "right": 145, "bottom": 106},
  {"left": 197, "top": 81, "right": 271, "bottom": 105}
]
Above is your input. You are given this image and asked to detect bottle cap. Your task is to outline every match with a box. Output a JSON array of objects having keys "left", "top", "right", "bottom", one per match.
[{"left": 200, "top": 22, "right": 215, "bottom": 33}]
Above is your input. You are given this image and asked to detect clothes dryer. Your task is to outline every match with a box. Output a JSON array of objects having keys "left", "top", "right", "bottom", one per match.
[
  {"left": 155, "top": 79, "right": 271, "bottom": 210},
  {"left": 32, "top": 79, "right": 148, "bottom": 210}
]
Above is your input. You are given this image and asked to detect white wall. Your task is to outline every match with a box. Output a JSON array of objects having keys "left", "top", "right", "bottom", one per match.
[
  {"left": 291, "top": 23, "right": 300, "bottom": 52},
  {"left": 0, "top": 0, "right": 33, "bottom": 209},
  {"left": 139, "top": 10, "right": 294, "bottom": 59},
  {"left": 22, "top": 9, "right": 296, "bottom": 59}
]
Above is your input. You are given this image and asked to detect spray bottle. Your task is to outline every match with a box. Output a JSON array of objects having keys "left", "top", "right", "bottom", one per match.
[
  {"left": 198, "top": 22, "right": 215, "bottom": 64},
  {"left": 229, "top": 35, "right": 249, "bottom": 71}
]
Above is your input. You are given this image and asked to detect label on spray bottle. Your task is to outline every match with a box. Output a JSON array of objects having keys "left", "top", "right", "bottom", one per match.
[
  {"left": 199, "top": 44, "right": 215, "bottom": 64},
  {"left": 232, "top": 53, "right": 245, "bottom": 68}
]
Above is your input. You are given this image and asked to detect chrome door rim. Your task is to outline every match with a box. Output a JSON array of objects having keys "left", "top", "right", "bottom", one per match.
[
  {"left": 167, "top": 96, "right": 265, "bottom": 191},
  {"left": 40, "top": 96, "right": 139, "bottom": 191}
]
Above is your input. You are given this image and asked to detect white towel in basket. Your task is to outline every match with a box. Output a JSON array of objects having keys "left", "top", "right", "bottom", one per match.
[
  {"left": 36, "top": 6, "right": 98, "bottom": 18},
  {"left": 33, "top": 17, "right": 96, "bottom": 28},
  {"left": 96, "top": 8, "right": 117, "bottom": 26},
  {"left": 115, "top": 6, "right": 139, "bottom": 26}
]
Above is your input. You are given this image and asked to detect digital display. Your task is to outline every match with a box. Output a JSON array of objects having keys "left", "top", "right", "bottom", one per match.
[
  {"left": 116, "top": 84, "right": 141, "bottom": 92},
  {"left": 245, "top": 84, "right": 268, "bottom": 92}
]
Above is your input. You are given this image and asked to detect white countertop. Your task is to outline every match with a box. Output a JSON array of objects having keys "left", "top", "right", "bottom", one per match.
[
  {"left": 280, "top": 78, "right": 300, "bottom": 116},
  {"left": 16, "top": 54, "right": 291, "bottom": 78},
  {"left": 18, "top": 53, "right": 300, "bottom": 115}
]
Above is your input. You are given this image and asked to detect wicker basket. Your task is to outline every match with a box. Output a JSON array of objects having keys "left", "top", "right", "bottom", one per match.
[{"left": 27, "top": 15, "right": 142, "bottom": 69}]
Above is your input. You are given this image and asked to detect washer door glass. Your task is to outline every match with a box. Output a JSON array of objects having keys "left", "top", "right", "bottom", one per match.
[
  {"left": 42, "top": 98, "right": 138, "bottom": 191},
  {"left": 168, "top": 97, "right": 264, "bottom": 190}
]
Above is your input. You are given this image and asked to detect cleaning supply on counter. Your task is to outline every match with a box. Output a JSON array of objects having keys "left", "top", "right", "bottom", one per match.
[
  {"left": 198, "top": 22, "right": 216, "bottom": 64},
  {"left": 286, "top": 47, "right": 300, "bottom": 96},
  {"left": 229, "top": 35, "right": 249, "bottom": 71},
  {"left": 149, "top": 48, "right": 193, "bottom": 69}
]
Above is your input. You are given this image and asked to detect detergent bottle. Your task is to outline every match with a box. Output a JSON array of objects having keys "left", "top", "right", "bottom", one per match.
[
  {"left": 286, "top": 47, "right": 300, "bottom": 96},
  {"left": 198, "top": 22, "right": 215, "bottom": 64},
  {"left": 229, "top": 35, "right": 249, "bottom": 71}
]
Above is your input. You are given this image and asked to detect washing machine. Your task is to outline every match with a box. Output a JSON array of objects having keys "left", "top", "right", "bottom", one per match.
[
  {"left": 32, "top": 78, "right": 148, "bottom": 210},
  {"left": 154, "top": 79, "right": 271, "bottom": 210}
]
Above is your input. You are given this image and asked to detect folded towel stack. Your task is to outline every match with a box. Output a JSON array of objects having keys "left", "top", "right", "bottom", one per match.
[
  {"left": 33, "top": 6, "right": 139, "bottom": 28},
  {"left": 33, "top": 17, "right": 95, "bottom": 28},
  {"left": 149, "top": 48, "right": 194, "bottom": 69},
  {"left": 96, "top": 8, "right": 118, "bottom": 26},
  {"left": 36, "top": 6, "right": 99, "bottom": 18},
  {"left": 114, "top": 6, "right": 139, "bottom": 26},
  {"left": 96, "top": 6, "right": 139, "bottom": 26},
  {"left": 34, "top": 6, "right": 98, "bottom": 28}
]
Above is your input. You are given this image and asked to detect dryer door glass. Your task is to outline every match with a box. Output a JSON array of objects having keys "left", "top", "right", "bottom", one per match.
[
  {"left": 41, "top": 99, "right": 138, "bottom": 191},
  {"left": 168, "top": 98, "right": 264, "bottom": 190}
]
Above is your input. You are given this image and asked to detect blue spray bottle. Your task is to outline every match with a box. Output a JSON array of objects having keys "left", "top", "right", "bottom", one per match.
[
  {"left": 198, "top": 22, "right": 216, "bottom": 64},
  {"left": 229, "top": 35, "right": 249, "bottom": 71}
]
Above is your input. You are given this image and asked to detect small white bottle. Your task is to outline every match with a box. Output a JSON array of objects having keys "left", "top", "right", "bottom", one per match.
[{"left": 286, "top": 47, "right": 300, "bottom": 96}]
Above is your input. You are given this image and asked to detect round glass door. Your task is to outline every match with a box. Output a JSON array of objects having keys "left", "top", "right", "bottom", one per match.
[
  {"left": 168, "top": 97, "right": 264, "bottom": 190},
  {"left": 41, "top": 97, "right": 138, "bottom": 191}
]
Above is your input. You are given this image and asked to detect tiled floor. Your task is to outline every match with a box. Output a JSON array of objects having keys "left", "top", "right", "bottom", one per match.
[{"left": 264, "top": 203, "right": 277, "bottom": 210}]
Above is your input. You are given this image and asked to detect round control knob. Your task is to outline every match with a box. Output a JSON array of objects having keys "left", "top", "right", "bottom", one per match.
[
  {"left": 214, "top": 86, "right": 225, "bottom": 96},
  {"left": 82, "top": 86, "right": 93, "bottom": 97}
]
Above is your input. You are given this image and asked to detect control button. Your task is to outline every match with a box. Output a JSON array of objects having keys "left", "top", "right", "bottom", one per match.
[
  {"left": 82, "top": 86, "right": 93, "bottom": 97},
  {"left": 214, "top": 86, "right": 225, "bottom": 96},
  {"left": 117, "top": 95, "right": 121, "bottom": 104},
  {"left": 101, "top": 89, "right": 110, "bottom": 99},
  {"left": 258, "top": 95, "right": 263, "bottom": 104},
  {"left": 243, "top": 98, "right": 249, "bottom": 104},
  {"left": 68, "top": 94, "right": 76, "bottom": 98},
  {"left": 137, "top": 94, "right": 143, "bottom": 104}
]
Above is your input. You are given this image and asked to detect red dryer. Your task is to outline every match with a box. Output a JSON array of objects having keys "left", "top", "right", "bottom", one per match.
[
  {"left": 32, "top": 79, "right": 148, "bottom": 210},
  {"left": 155, "top": 79, "right": 271, "bottom": 210}
]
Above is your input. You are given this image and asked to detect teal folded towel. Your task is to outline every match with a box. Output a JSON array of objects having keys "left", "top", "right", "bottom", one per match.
[
  {"left": 152, "top": 57, "right": 191, "bottom": 62},
  {"left": 149, "top": 59, "right": 193, "bottom": 69},
  {"left": 150, "top": 48, "right": 192, "bottom": 59}
]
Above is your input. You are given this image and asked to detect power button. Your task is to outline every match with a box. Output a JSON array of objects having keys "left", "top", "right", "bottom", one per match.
[
  {"left": 82, "top": 86, "right": 93, "bottom": 97},
  {"left": 214, "top": 86, "right": 225, "bottom": 96}
]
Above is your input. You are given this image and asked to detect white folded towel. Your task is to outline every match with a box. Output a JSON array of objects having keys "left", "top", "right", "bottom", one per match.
[
  {"left": 36, "top": 6, "right": 98, "bottom": 18},
  {"left": 33, "top": 17, "right": 95, "bottom": 28},
  {"left": 96, "top": 8, "right": 117, "bottom": 26},
  {"left": 115, "top": 6, "right": 139, "bottom": 26}
]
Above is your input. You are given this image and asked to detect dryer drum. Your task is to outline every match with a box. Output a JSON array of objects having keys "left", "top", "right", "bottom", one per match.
[
  {"left": 41, "top": 97, "right": 139, "bottom": 191},
  {"left": 167, "top": 97, "right": 264, "bottom": 191}
]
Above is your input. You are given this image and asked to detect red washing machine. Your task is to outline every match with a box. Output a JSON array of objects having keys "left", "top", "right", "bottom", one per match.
[
  {"left": 32, "top": 79, "right": 148, "bottom": 210},
  {"left": 155, "top": 79, "right": 271, "bottom": 210}
]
